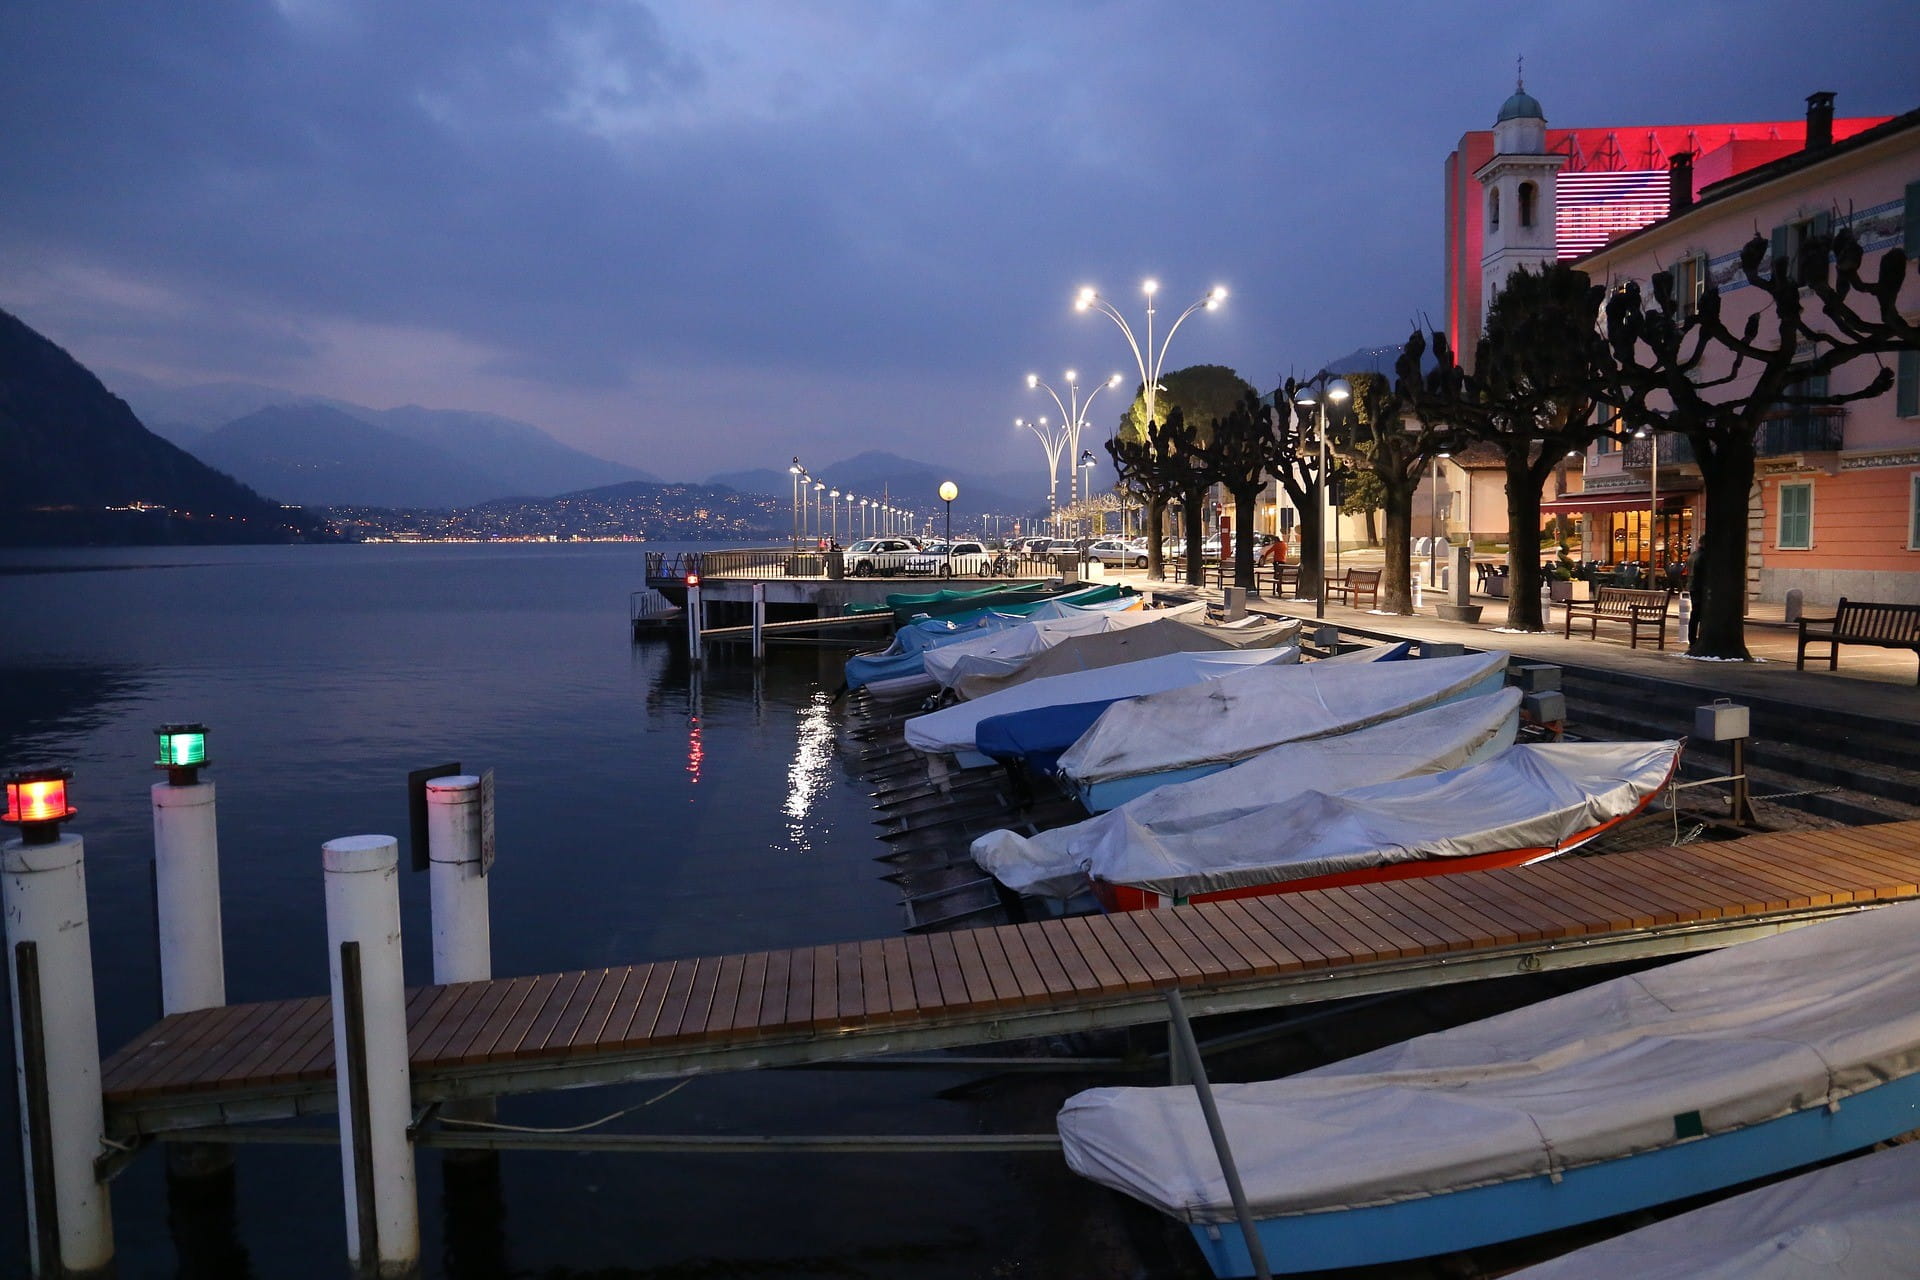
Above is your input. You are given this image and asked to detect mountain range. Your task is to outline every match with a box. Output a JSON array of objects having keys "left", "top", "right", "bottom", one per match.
[
  {"left": 0, "top": 308, "right": 321, "bottom": 544},
  {"left": 108, "top": 370, "right": 660, "bottom": 507}
]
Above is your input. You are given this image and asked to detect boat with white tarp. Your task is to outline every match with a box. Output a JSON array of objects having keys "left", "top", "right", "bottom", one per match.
[
  {"left": 1057, "top": 650, "right": 1511, "bottom": 811},
  {"left": 923, "top": 601, "right": 1206, "bottom": 692},
  {"left": 969, "top": 688, "right": 1523, "bottom": 900},
  {"left": 948, "top": 612, "right": 1300, "bottom": 700},
  {"left": 1057, "top": 899, "right": 1920, "bottom": 1276},
  {"left": 903, "top": 647, "right": 1299, "bottom": 769}
]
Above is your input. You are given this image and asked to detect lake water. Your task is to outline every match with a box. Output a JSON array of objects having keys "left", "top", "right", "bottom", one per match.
[{"left": 0, "top": 543, "right": 1167, "bottom": 1278}]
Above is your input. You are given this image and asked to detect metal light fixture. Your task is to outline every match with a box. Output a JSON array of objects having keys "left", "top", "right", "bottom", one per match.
[
  {"left": 155, "top": 722, "right": 210, "bottom": 786},
  {"left": 4, "top": 767, "right": 76, "bottom": 845},
  {"left": 938, "top": 481, "right": 958, "bottom": 565}
]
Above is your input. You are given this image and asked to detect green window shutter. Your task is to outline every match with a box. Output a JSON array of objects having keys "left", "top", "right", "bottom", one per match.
[
  {"left": 1905, "top": 181, "right": 1920, "bottom": 255},
  {"left": 1898, "top": 350, "right": 1920, "bottom": 419},
  {"left": 1779, "top": 483, "right": 1812, "bottom": 550}
]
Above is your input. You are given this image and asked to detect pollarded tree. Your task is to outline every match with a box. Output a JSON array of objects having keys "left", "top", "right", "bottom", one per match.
[
  {"left": 1273, "top": 375, "right": 1337, "bottom": 601},
  {"left": 1116, "top": 365, "right": 1257, "bottom": 582},
  {"left": 1188, "top": 391, "right": 1277, "bottom": 588},
  {"left": 1410, "top": 263, "right": 1615, "bottom": 631},
  {"left": 1599, "top": 223, "right": 1913, "bottom": 659}
]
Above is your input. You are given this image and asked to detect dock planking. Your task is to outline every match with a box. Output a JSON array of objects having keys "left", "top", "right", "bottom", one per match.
[{"left": 100, "top": 820, "right": 1920, "bottom": 1136}]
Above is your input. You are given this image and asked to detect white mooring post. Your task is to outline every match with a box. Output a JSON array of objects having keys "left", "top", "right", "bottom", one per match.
[
  {"left": 3, "top": 832, "right": 114, "bottom": 1278},
  {"left": 323, "top": 835, "right": 420, "bottom": 1279},
  {"left": 751, "top": 582, "right": 767, "bottom": 662},
  {"left": 685, "top": 580, "right": 704, "bottom": 665},
  {"left": 425, "top": 776, "right": 490, "bottom": 986},
  {"left": 152, "top": 780, "right": 226, "bottom": 1014}
]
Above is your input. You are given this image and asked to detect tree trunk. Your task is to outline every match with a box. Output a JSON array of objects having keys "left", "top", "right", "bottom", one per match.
[
  {"left": 1231, "top": 486, "right": 1258, "bottom": 589},
  {"left": 1690, "top": 431, "right": 1755, "bottom": 660},
  {"left": 1183, "top": 492, "right": 1206, "bottom": 586},
  {"left": 1145, "top": 497, "right": 1167, "bottom": 580},
  {"left": 1502, "top": 454, "right": 1548, "bottom": 631},
  {"left": 1379, "top": 485, "right": 1415, "bottom": 614},
  {"left": 1363, "top": 508, "right": 1379, "bottom": 546}
]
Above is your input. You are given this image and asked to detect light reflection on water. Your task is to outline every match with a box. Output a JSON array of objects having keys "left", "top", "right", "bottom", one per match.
[{"left": 783, "top": 690, "right": 837, "bottom": 846}]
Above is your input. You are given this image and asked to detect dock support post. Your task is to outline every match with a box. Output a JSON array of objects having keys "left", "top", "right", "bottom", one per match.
[
  {"left": 3, "top": 834, "right": 114, "bottom": 1278},
  {"left": 1165, "top": 989, "right": 1271, "bottom": 1280},
  {"left": 686, "top": 581, "right": 704, "bottom": 665},
  {"left": 425, "top": 776, "right": 490, "bottom": 986},
  {"left": 323, "top": 835, "right": 420, "bottom": 1279},
  {"left": 751, "top": 583, "right": 766, "bottom": 663},
  {"left": 152, "top": 780, "right": 226, "bottom": 1015}
]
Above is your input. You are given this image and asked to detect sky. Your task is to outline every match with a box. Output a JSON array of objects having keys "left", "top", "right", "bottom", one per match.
[{"left": 2, "top": 1, "right": 1915, "bottom": 484}]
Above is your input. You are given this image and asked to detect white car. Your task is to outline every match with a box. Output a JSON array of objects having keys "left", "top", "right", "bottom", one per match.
[
  {"left": 903, "top": 541, "right": 997, "bottom": 576},
  {"left": 845, "top": 537, "right": 921, "bottom": 576},
  {"left": 1086, "top": 538, "right": 1148, "bottom": 568}
]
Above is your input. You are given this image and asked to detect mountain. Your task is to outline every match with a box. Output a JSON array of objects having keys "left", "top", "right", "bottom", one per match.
[
  {"left": 106, "top": 372, "right": 658, "bottom": 501},
  {"left": 0, "top": 308, "right": 320, "bottom": 545},
  {"left": 710, "top": 450, "right": 1045, "bottom": 519},
  {"left": 193, "top": 405, "right": 516, "bottom": 508}
]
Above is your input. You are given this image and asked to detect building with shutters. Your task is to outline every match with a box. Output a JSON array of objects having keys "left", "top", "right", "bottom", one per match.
[{"left": 1571, "top": 98, "right": 1920, "bottom": 607}]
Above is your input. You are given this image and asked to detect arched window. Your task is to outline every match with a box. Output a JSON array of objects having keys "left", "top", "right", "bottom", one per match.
[
  {"left": 1518, "top": 182, "right": 1537, "bottom": 228},
  {"left": 1488, "top": 188, "right": 1500, "bottom": 231}
]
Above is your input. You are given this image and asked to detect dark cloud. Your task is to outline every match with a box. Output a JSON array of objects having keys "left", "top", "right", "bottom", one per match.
[{"left": 2, "top": 0, "right": 1915, "bottom": 479}]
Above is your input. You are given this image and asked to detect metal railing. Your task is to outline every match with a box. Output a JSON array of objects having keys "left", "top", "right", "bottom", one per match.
[
  {"left": 1621, "top": 432, "right": 1695, "bottom": 470},
  {"left": 1756, "top": 406, "right": 1845, "bottom": 457}
]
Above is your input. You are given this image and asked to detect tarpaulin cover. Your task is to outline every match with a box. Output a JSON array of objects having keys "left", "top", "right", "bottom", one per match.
[
  {"left": 923, "top": 602, "right": 1204, "bottom": 691},
  {"left": 970, "top": 688, "right": 1522, "bottom": 898},
  {"left": 974, "top": 699, "right": 1122, "bottom": 776},
  {"left": 951, "top": 614, "right": 1299, "bottom": 700},
  {"left": 902, "top": 648, "right": 1298, "bottom": 759},
  {"left": 1057, "top": 899, "right": 1920, "bottom": 1224},
  {"left": 844, "top": 596, "right": 1139, "bottom": 691},
  {"left": 1057, "top": 651, "right": 1510, "bottom": 790},
  {"left": 1083, "top": 738, "right": 1678, "bottom": 900},
  {"left": 1502, "top": 1139, "right": 1920, "bottom": 1280}
]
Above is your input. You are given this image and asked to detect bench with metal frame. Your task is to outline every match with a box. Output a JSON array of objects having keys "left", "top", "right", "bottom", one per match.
[
  {"left": 1324, "top": 568, "right": 1381, "bottom": 610},
  {"left": 1796, "top": 598, "right": 1920, "bottom": 684},
  {"left": 1562, "top": 586, "right": 1675, "bottom": 650}
]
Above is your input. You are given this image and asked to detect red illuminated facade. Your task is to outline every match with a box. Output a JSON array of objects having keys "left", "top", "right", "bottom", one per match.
[{"left": 1444, "top": 112, "right": 1889, "bottom": 356}]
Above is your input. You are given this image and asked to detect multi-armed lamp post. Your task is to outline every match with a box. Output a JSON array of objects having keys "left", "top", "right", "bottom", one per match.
[
  {"left": 1292, "top": 377, "right": 1351, "bottom": 620},
  {"left": 1074, "top": 280, "right": 1227, "bottom": 434},
  {"left": 1015, "top": 415, "right": 1069, "bottom": 535},
  {"left": 1026, "top": 370, "right": 1124, "bottom": 516}
]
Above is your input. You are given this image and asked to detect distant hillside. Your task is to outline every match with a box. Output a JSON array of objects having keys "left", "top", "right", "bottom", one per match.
[
  {"left": 108, "top": 372, "right": 658, "bottom": 501},
  {"left": 194, "top": 405, "right": 514, "bottom": 508},
  {"left": 0, "top": 308, "right": 320, "bottom": 545}
]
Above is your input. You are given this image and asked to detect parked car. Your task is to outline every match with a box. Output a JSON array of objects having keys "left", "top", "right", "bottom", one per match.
[
  {"left": 845, "top": 537, "right": 921, "bottom": 576},
  {"left": 903, "top": 541, "right": 997, "bottom": 576},
  {"left": 1086, "top": 538, "right": 1148, "bottom": 568},
  {"left": 1038, "top": 539, "right": 1082, "bottom": 559}
]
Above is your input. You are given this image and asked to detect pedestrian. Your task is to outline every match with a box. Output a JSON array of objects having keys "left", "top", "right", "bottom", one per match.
[{"left": 1685, "top": 539, "right": 1704, "bottom": 646}]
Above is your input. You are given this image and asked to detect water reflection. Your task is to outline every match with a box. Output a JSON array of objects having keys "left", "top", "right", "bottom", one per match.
[{"left": 782, "top": 691, "right": 836, "bottom": 848}]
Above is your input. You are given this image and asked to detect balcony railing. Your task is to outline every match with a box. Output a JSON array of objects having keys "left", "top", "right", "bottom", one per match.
[
  {"left": 1621, "top": 431, "right": 1694, "bottom": 470},
  {"left": 1756, "top": 406, "right": 1845, "bottom": 457}
]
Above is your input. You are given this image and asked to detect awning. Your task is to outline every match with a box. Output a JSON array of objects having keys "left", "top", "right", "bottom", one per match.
[{"left": 1540, "top": 490, "right": 1692, "bottom": 514}]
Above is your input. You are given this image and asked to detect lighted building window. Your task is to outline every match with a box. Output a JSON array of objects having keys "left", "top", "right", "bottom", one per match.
[
  {"left": 1488, "top": 187, "right": 1500, "bottom": 231},
  {"left": 1676, "top": 254, "right": 1707, "bottom": 320},
  {"left": 1518, "top": 182, "right": 1536, "bottom": 228},
  {"left": 1778, "top": 482, "right": 1813, "bottom": 550}
]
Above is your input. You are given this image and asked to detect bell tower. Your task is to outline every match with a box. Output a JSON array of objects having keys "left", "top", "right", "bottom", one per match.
[{"left": 1475, "top": 64, "right": 1567, "bottom": 317}]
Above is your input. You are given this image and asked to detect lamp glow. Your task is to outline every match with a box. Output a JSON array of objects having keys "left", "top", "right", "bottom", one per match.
[
  {"left": 4, "top": 768, "right": 75, "bottom": 845},
  {"left": 938, "top": 481, "right": 959, "bottom": 503},
  {"left": 155, "top": 722, "right": 211, "bottom": 784},
  {"left": 1141, "top": 278, "right": 1159, "bottom": 296},
  {"left": 1327, "top": 377, "right": 1352, "bottom": 403}
]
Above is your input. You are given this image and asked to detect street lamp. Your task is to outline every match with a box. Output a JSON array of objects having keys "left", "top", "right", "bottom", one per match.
[
  {"left": 1028, "top": 370, "right": 1124, "bottom": 512},
  {"left": 1635, "top": 425, "right": 1660, "bottom": 576},
  {"left": 1016, "top": 414, "right": 1070, "bottom": 529},
  {"left": 1429, "top": 452, "right": 1448, "bottom": 586},
  {"left": 1293, "top": 376, "right": 1351, "bottom": 620},
  {"left": 938, "top": 481, "right": 958, "bottom": 571},
  {"left": 1074, "top": 280, "right": 1227, "bottom": 432},
  {"left": 812, "top": 481, "right": 825, "bottom": 543},
  {"left": 789, "top": 458, "right": 805, "bottom": 549},
  {"left": 1079, "top": 451, "right": 1098, "bottom": 536}
]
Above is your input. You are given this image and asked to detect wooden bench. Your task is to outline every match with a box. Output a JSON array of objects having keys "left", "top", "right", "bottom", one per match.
[
  {"left": 1270, "top": 562, "right": 1300, "bottom": 598},
  {"left": 1324, "top": 568, "right": 1381, "bottom": 609},
  {"left": 1563, "top": 586, "right": 1675, "bottom": 650},
  {"left": 1797, "top": 598, "right": 1920, "bottom": 683}
]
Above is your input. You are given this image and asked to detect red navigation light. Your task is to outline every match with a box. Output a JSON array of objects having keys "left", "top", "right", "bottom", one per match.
[
  {"left": 686, "top": 573, "right": 701, "bottom": 587},
  {"left": 4, "top": 768, "right": 76, "bottom": 845}
]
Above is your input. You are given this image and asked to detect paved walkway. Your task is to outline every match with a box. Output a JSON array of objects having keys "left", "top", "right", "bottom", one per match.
[{"left": 1107, "top": 563, "right": 1920, "bottom": 727}]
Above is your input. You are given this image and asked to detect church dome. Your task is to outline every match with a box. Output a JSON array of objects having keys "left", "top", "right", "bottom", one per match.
[{"left": 1496, "top": 87, "right": 1544, "bottom": 123}]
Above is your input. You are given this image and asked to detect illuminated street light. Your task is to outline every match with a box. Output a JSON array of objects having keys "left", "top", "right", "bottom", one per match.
[
  {"left": 1074, "top": 280, "right": 1227, "bottom": 430},
  {"left": 938, "top": 481, "right": 958, "bottom": 571},
  {"left": 1016, "top": 415, "right": 1069, "bottom": 532},
  {"left": 789, "top": 458, "right": 805, "bottom": 549},
  {"left": 1293, "top": 377, "right": 1351, "bottom": 620},
  {"left": 1028, "top": 370, "right": 1124, "bottom": 513}
]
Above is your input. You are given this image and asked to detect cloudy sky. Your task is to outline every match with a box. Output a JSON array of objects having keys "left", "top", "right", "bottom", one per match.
[{"left": 2, "top": 1, "right": 1914, "bottom": 482}]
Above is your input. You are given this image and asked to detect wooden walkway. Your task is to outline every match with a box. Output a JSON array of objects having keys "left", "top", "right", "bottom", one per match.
[{"left": 101, "top": 821, "right": 1920, "bottom": 1138}]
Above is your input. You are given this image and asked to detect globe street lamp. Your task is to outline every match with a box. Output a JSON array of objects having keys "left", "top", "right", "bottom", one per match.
[
  {"left": 1074, "top": 280, "right": 1227, "bottom": 432},
  {"left": 1293, "top": 376, "right": 1351, "bottom": 620},
  {"left": 789, "top": 458, "right": 805, "bottom": 549},
  {"left": 938, "top": 481, "right": 958, "bottom": 572},
  {"left": 1028, "top": 370, "right": 1124, "bottom": 512}
]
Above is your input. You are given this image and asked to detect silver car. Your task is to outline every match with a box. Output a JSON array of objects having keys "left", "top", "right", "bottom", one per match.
[{"left": 1086, "top": 538, "right": 1148, "bottom": 568}]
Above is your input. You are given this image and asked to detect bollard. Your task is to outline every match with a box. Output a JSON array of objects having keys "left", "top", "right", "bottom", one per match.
[
  {"left": 323, "top": 835, "right": 420, "bottom": 1279},
  {"left": 1411, "top": 575, "right": 1422, "bottom": 611},
  {"left": 1221, "top": 586, "right": 1247, "bottom": 622},
  {"left": 1783, "top": 588, "right": 1803, "bottom": 625},
  {"left": 4, "top": 832, "right": 114, "bottom": 1278},
  {"left": 152, "top": 780, "right": 226, "bottom": 1015},
  {"left": 685, "top": 580, "right": 703, "bottom": 664},
  {"left": 750, "top": 582, "right": 767, "bottom": 663},
  {"left": 425, "top": 777, "right": 490, "bottom": 986}
]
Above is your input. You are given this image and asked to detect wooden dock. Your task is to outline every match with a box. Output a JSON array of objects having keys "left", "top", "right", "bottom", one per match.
[{"left": 101, "top": 820, "right": 1920, "bottom": 1140}]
